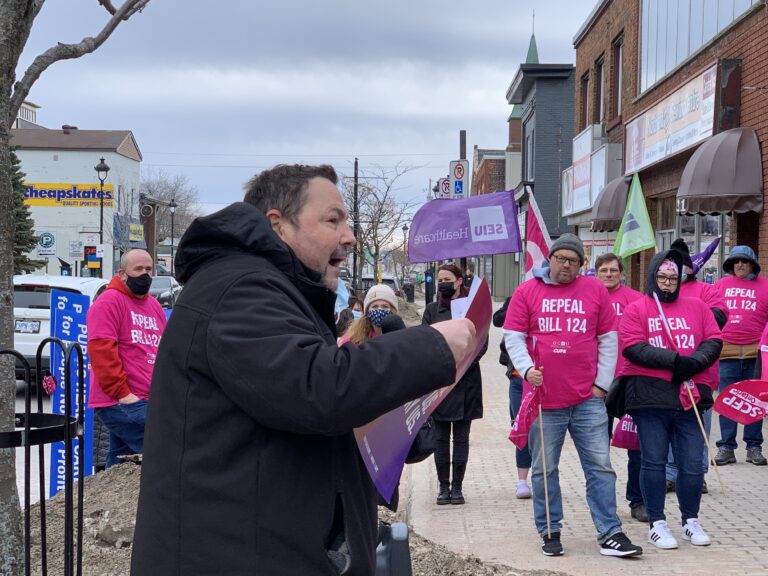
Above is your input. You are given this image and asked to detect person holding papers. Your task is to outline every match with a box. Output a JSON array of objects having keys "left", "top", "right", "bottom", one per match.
[{"left": 422, "top": 264, "right": 488, "bottom": 506}]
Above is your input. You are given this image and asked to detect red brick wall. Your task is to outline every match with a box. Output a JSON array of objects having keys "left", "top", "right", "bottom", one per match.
[
  {"left": 474, "top": 158, "right": 506, "bottom": 196},
  {"left": 576, "top": 2, "right": 768, "bottom": 278}
]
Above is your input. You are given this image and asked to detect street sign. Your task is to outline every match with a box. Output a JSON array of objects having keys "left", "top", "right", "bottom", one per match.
[
  {"left": 449, "top": 160, "right": 469, "bottom": 199},
  {"left": 36, "top": 231, "right": 57, "bottom": 256},
  {"left": 438, "top": 178, "right": 451, "bottom": 198},
  {"left": 68, "top": 240, "right": 83, "bottom": 259}
]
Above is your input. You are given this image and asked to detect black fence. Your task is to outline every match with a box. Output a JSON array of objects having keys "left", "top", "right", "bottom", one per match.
[{"left": 0, "top": 339, "right": 85, "bottom": 576}]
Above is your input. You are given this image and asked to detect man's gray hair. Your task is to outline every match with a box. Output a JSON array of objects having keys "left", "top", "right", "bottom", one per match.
[{"left": 243, "top": 164, "right": 338, "bottom": 224}]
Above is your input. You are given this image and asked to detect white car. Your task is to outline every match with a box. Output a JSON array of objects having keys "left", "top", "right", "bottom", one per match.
[{"left": 13, "top": 274, "right": 108, "bottom": 381}]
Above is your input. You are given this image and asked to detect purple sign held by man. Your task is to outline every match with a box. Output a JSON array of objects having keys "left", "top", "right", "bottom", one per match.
[{"left": 407, "top": 192, "right": 522, "bottom": 263}]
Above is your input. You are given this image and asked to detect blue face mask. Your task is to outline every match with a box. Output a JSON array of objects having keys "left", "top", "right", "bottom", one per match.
[
  {"left": 352, "top": 310, "right": 362, "bottom": 319},
  {"left": 367, "top": 308, "right": 392, "bottom": 326}
]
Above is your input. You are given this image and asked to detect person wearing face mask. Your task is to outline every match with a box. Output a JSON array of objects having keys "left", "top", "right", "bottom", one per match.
[
  {"left": 421, "top": 264, "right": 488, "bottom": 506},
  {"left": 335, "top": 294, "right": 360, "bottom": 337},
  {"left": 713, "top": 245, "right": 768, "bottom": 466},
  {"left": 340, "top": 285, "right": 399, "bottom": 345},
  {"left": 86, "top": 248, "right": 167, "bottom": 468},
  {"left": 617, "top": 250, "right": 722, "bottom": 550}
]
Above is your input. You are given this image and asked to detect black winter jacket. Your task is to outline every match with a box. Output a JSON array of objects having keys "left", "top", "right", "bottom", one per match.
[
  {"left": 131, "top": 202, "right": 456, "bottom": 576},
  {"left": 422, "top": 299, "right": 488, "bottom": 421},
  {"left": 493, "top": 297, "right": 511, "bottom": 367},
  {"left": 622, "top": 250, "right": 723, "bottom": 413}
]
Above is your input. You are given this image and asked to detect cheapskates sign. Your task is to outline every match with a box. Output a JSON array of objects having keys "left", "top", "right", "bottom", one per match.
[{"left": 407, "top": 192, "right": 522, "bottom": 262}]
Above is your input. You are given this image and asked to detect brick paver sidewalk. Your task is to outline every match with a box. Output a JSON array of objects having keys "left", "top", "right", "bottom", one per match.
[{"left": 405, "top": 317, "right": 768, "bottom": 576}]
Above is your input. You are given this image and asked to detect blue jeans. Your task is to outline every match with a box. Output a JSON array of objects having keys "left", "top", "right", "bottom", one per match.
[
  {"left": 95, "top": 400, "right": 148, "bottom": 468},
  {"left": 529, "top": 397, "right": 621, "bottom": 542},
  {"left": 633, "top": 408, "right": 704, "bottom": 526},
  {"left": 666, "top": 409, "right": 711, "bottom": 481},
  {"left": 509, "top": 376, "right": 532, "bottom": 469},
  {"left": 718, "top": 359, "right": 763, "bottom": 450},
  {"left": 626, "top": 449, "right": 643, "bottom": 508}
]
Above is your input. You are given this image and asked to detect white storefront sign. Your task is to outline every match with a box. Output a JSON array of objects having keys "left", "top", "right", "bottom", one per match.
[{"left": 625, "top": 62, "right": 717, "bottom": 174}]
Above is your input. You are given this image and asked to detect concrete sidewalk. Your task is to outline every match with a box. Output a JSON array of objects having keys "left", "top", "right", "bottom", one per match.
[{"left": 405, "top": 317, "right": 768, "bottom": 576}]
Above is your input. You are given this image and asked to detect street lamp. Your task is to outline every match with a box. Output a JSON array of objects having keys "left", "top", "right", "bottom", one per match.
[
  {"left": 94, "top": 157, "right": 110, "bottom": 277},
  {"left": 169, "top": 197, "right": 178, "bottom": 275}
]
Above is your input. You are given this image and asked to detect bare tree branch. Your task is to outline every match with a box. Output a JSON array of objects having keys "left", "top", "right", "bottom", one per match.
[{"left": 8, "top": 0, "right": 150, "bottom": 124}]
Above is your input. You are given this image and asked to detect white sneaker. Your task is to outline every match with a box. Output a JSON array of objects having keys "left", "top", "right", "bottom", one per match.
[
  {"left": 648, "top": 520, "right": 678, "bottom": 549},
  {"left": 682, "top": 518, "right": 711, "bottom": 546},
  {"left": 515, "top": 481, "right": 531, "bottom": 499}
]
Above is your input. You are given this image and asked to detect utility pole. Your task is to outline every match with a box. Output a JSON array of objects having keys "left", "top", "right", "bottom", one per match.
[
  {"left": 353, "top": 157, "right": 360, "bottom": 294},
  {"left": 459, "top": 130, "right": 468, "bottom": 273}
]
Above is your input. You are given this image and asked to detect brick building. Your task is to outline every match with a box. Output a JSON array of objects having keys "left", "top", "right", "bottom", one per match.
[{"left": 573, "top": 0, "right": 766, "bottom": 286}]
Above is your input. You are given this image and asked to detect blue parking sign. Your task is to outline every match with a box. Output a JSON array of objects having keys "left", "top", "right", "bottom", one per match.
[{"left": 454, "top": 181, "right": 463, "bottom": 195}]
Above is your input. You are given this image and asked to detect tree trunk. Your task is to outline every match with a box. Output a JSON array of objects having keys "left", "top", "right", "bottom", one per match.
[{"left": 0, "top": 67, "right": 24, "bottom": 576}]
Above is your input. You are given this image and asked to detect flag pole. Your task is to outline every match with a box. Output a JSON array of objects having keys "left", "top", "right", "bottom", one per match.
[
  {"left": 537, "top": 403, "right": 551, "bottom": 539},
  {"left": 652, "top": 293, "right": 726, "bottom": 495}
]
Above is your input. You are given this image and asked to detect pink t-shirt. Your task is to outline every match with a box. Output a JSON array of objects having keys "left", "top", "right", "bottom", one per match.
[
  {"left": 87, "top": 289, "right": 167, "bottom": 407},
  {"left": 715, "top": 275, "right": 768, "bottom": 344},
  {"left": 680, "top": 280, "right": 728, "bottom": 383},
  {"left": 608, "top": 284, "right": 643, "bottom": 318},
  {"left": 504, "top": 275, "right": 617, "bottom": 409},
  {"left": 759, "top": 323, "right": 768, "bottom": 380},
  {"left": 618, "top": 296, "right": 721, "bottom": 388}
]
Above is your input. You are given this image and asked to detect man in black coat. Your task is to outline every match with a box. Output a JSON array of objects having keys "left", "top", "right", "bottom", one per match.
[{"left": 131, "top": 164, "right": 475, "bottom": 576}]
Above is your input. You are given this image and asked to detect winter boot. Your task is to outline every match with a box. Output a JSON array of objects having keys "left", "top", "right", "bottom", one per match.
[
  {"left": 450, "top": 462, "right": 466, "bottom": 505},
  {"left": 436, "top": 462, "right": 451, "bottom": 505}
]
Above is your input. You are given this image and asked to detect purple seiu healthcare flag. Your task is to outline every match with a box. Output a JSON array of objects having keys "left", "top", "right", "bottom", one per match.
[
  {"left": 691, "top": 236, "right": 721, "bottom": 275},
  {"left": 354, "top": 277, "right": 493, "bottom": 503},
  {"left": 407, "top": 192, "right": 522, "bottom": 263}
]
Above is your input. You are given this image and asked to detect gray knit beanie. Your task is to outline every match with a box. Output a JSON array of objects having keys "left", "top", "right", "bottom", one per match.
[{"left": 549, "top": 233, "right": 585, "bottom": 264}]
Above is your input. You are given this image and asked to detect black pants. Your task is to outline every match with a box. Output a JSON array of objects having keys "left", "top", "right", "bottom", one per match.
[{"left": 433, "top": 419, "right": 472, "bottom": 466}]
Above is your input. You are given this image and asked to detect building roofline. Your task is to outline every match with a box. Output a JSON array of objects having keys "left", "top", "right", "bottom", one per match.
[
  {"left": 506, "top": 63, "right": 574, "bottom": 104},
  {"left": 573, "top": 0, "right": 612, "bottom": 47}
]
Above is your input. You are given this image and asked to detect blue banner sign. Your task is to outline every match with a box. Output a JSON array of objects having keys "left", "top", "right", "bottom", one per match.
[{"left": 49, "top": 289, "right": 94, "bottom": 497}]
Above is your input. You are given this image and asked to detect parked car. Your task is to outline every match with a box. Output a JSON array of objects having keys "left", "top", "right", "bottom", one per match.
[
  {"left": 149, "top": 275, "right": 183, "bottom": 308},
  {"left": 360, "top": 274, "right": 402, "bottom": 297},
  {"left": 155, "top": 262, "right": 172, "bottom": 277},
  {"left": 13, "top": 275, "right": 108, "bottom": 382}
]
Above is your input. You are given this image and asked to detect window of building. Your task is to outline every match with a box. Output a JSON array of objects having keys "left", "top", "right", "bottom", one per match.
[
  {"left": 611, "top": 36, "right": 624, "bottom": 118},
  {"left": 675, "top": 213, "right": 729, "bottom": 282},
  {"left": 595, "top": 57, "right": 605, "bottom": 123},
  {"left": 580, "top": 72, "right": 589, "bottom": 130},
  {"left": 640, "top": 0, "right": 759, "bottom": 91},
  {"left": 524, "top": 129, "right": 535, "bottom": 181}
]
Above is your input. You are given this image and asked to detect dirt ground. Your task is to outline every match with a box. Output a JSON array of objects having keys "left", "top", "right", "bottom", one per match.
[
  {"left": 27, "top": 296, "right": 568, "bottom": 575},
  {"left": 31, "top": 463, "right": 568, "bottom": 576}
]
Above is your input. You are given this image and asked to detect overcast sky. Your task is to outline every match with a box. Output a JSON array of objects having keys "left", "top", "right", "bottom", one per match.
[{"left": 17, "top": 0, "right": 599, "bottom": 214}]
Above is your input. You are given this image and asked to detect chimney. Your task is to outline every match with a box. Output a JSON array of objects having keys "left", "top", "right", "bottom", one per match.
[{"left": 62, "top": 124, "right": 78, "bottom": 134}]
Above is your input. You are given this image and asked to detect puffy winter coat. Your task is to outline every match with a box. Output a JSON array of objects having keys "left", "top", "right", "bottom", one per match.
[{"left": 131, "top": 202, "right": 456, "bottom": 576}]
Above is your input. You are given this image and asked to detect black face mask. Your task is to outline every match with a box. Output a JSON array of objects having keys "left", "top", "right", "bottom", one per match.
[
  {"left": 126, "top": 273, "right": 152, "bottom": 296},
  {"left": 437, "top": 282, "right": 456, "bottom": 299}
]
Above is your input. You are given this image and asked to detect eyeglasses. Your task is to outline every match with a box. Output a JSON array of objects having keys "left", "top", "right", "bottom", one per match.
[
  {"left": 656, "top": 274, "right": 679, "bottom": 285},
  {"left": 597, "top": 268, "right": 621, "bottom": 275},
  {"left": 552, "top": 255, "right": 580, "bottom": 266},
  {"left": 732, "top": 258, "right": 752, "bottom": 265}
]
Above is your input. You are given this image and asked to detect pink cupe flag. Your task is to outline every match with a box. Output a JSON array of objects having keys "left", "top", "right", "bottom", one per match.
[
  {"left": 524, "top": 192, "right": 552, "bottom": 281},
  {"left": 679, "top": 379, "right": 701, "bottom": 411},
  {"left": 508, "top": 386, "right": 541, "bottom": 449}
]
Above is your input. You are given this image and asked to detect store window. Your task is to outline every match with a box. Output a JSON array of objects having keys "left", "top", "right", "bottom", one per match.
[
  {"left": 640, "top": 0, "right": 759, "bottom": 91},
  {"left": 675, "top": 212, "right": 730, "bottom": 283}
]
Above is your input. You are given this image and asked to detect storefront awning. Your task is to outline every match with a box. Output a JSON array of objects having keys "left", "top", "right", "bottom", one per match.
[
  {"left": 677, "top": 127, "right": 763, "bottom": 214},
  {"left": 590, "top": 175, "right": 630, "bottom": 232}
]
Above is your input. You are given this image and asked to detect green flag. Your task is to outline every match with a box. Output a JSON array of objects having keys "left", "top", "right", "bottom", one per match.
[{"left": 613, "top": 173, "right": 656, "bottom": 258}]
